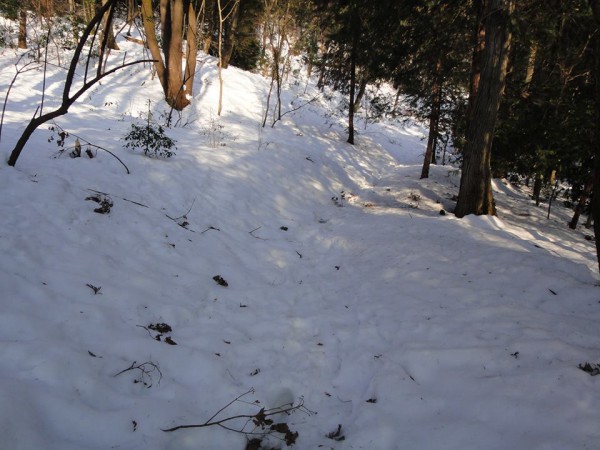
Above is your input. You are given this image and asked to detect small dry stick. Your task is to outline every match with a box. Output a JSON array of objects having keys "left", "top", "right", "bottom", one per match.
[
  {"left": 163, "top": 390, "right": 307, "bottom": 433},
  {"left": 248, "top": 227, "right": 267, "bottom": 240}
]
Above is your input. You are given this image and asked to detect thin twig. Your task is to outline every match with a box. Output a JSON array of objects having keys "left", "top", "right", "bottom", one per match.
[
  {"left": 279, "top": 94, "right": 321, "bottom": 120},
  {"left": 249, "top": 226, "right": 267, "bottom": 240},
  {"left": 51, "top": 122, "right": 131, "bottom": 173},
  {"left": 206, "top": 389, "right": 254, "bottom": 424},
  {"left": 164, "top": 199, "right": 197, "bottom": 232},
  {"left": 113, "top": 360, "right": 163, "bottom": 388},
  {"left": 0, "top": 54, "right": 38, "bottom": 146},
  {"left": 162, "top": 396, "right": 306, "bottom": 433}
]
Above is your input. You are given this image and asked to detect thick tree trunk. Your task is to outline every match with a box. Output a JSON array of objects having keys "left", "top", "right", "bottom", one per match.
[
  {"left": 100, "top": 0, "right": 120, "bottom": 50},
  {"left": 18, "top": 9, "right": 27, "bottom": 49},
  {"left": 221, "top": 0, "right": 240, "bottom": 69},
  {"left": 455, "top": 0, "right": 514, "bottom": 218},
  {"left": 141, "top": 0, "right": 191, "bottom": 110},
  {"left": 467, "top": 0, "right": 487, "bottom": 121},
  {"left": 166, "top": 0, "right": 189, "bottom": 109},
  {"left": 184, "top": 0, "right": 197, "bottom": 97},
  {"left": 141, "top": 0, "right": 167, "bottom": 86},
  {"left": 203, "top": 0, "right": 216, "bottom": 54},
  {"left": 40, "top": 0, "right": 54, "bottom": 17},
  {"left": 127, "top": 0, "right": 136, "bottom": 24}
]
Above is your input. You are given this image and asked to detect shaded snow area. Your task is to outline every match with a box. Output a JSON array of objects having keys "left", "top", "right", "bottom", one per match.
[{"left": 1, "top": 36, "right": 600, "bottom": 450}]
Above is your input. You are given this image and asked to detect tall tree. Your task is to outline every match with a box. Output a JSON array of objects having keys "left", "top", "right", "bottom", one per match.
[
  {"left": 312, "top": 0, "right": 401, "bottom": 144},
  {"left": 379, "top": 1, "right": 473, "bottom": 178},
  {"left": 0, "top": 0, "right": 28, "bottom": 48},
  {"left": 455, "top": 0, "right": 515, "bottom": 217},
  {"left": 18, "top": 9, "right": 27, "bottom": 48},
  {"left": 491, "top": 0, "right": 595, "bottom": 210},
  {"left": 589, "top": 0, "right": 600, "bottom": 272},
  {"left": 141, "top": 0, "right": 198, "bottom": 110}
]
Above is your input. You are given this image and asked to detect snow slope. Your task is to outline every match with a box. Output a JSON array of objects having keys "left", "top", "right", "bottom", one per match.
[{"left": 0, "top": 35, "right": 599, "bottom": 450}]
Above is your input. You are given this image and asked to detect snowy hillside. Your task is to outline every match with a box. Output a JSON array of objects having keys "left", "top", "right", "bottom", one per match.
[{"left": 1, "top": 35, "right": 600, "bottom": 450}]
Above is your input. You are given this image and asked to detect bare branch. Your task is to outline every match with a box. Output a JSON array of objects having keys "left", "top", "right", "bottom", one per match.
[
  {"left": 50, "top": 123, "right": 130, "bottom": 174},
  {"left": 162, "top": 394, "right": 307, "bottom": 433}
]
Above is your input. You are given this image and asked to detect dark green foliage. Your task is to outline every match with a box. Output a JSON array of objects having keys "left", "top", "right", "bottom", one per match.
[
  {"left": 0, "top": 0, "right": 20, "bottom": 19},
  {"left": 123, "top": 122, "right": 176, "bottom": 158},
  {"left": 228, "top": 0, "right": 264, "bottom": 70},
  {"left": 492, "top": 0, "right": 596, "bottom": 186},
  {"left": 231, "top": 37, "right": 261, "bottom": 71}
]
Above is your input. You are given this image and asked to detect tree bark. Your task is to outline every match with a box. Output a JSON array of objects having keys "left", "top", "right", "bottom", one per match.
[
  {"left": 569, "top": 176, "right": 593, "bottom": 229},
  {"left": 221, "top": 0, "right": 240, "bottom": 69},
  {"left": 533, "top": 173, "right": 543, "bottom": 206},
  {"left": 467, "top": 0, "right": 487, "bottom": 122},
  {"left": 217, "top": 0, "right": 224, "bottom": 115},
  {"left": 184, "top": 0, "right": 197, "bottom": 97},
  {"left": 127, "top": 0, "right": 136, "bottom": 24},
  {"left": 589, "top": 0, "right": 600, "bottom": 273},
  {"left": 100, "top": 0, "right": 120, "bottom": 50},
  {"left": 167, "top": 0, "right": 189, "bottom": 109},
  {"left": 352, "top": 75, "right": 368, "bottom": 113},
  {"left": 141, "top": 0, "right": 167, "bottom": 85},
  {"left": 421, "top": 57, "right": 442, "bottom": 179},
  {"left": 455, "top": 0, "right": 514, "bottom": 218},
  {"left": 347, "top": 37, "right": 356, "bottom": 145},
  {"left": 141, "top": 0, "right": 192, "bottom": 110},
  {"left": 347, "top": 11, "right": 358, "bottom": 145},
  {"left": 18, "top": 9, "right": 27, "bottom": 49}
]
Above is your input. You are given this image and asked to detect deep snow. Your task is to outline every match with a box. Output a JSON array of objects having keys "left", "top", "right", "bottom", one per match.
[{"left": 1, "top": 30, "right": 599, "bottom": 450}]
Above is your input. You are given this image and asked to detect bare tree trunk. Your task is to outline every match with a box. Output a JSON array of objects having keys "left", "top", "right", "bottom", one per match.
[
  {"left": 347, "top": 33, "right": 356, "bottom": 145},
  {"left": 421, "top": 57, "right": 442, "bottom": 179},
  {"left": 141, "top": 0, "right": 191, "bottom": 110},
  {"left": 40, "top": 0, "right": 54, "bottom": 18},
  {"left": 467, "top": 0, "right": 487, "bottom": 121},
  {"left": 141, "top": 0, "right": 167, "bottom": 85},
  {"left": 525, "top": 43, "right": 537, "bottom": 84},
  {"left": 586, "top": 208, "right": 594, "bottom": 228},
  {"left": 347, "top": 7, "right": 359, "bottom": 145},
  {"left": 217, "top": 0, "right": 224, "bottom": 115},
  {"left": 18, "top": 10, "right": 27, "bottom": 49},
  {"left": 352, "top": 75, "right": 368, "bottom": 113},
  {"left": 569, "top": 177, "right": 593, "bottom": 229},
  {"left": 455, "top": 0, "right": 514, "bottom": 218},
  {"left": 126, "top": 0, "right": 136, "bottom": 24},
  {"left": 203, "top": 0, "right": 215, "bottom": 54},
  {"left": 184, "top": 0, "right": 197, "bottom": 97},
  {"left": 589, "top": 0, "right": 600, "bottom": 273},
  {"left": 221, "top": 0, "right": 240, "bottom": 69},
  {"left": 100, "top": 0, "right": 119, "bottom": 50}
]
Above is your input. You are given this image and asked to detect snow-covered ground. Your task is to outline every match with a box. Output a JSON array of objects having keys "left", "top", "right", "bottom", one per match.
[{"left": 1, "top": 33, "right": 599, "bottom": 450}]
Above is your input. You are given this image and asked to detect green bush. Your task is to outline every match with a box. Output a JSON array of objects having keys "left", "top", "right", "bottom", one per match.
[{"left": 123, "top": 122, "right": 176, "bottom": 159}]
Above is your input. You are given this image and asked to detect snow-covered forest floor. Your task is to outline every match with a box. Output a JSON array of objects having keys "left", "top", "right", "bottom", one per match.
[{"left": 1, "top": 32, "right": 600, "bottom": 450}]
